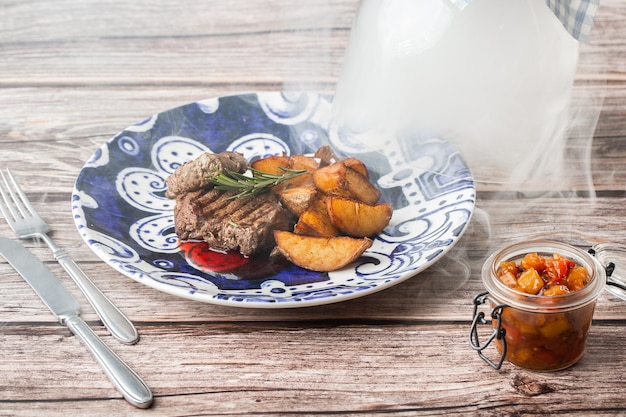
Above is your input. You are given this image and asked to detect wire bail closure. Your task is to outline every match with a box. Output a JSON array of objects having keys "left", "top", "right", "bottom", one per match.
[
  {"left": 588, "top": 248, "right": 623, "bottom": 292},
  {"left": 469, "top": 291, "right": 508, "bottom": 370}
]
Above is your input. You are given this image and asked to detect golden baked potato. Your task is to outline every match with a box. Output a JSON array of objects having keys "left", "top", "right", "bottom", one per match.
[
  {"left": 312, "top": 161, "right": 381, "bottom": 205},
  {"left": 273, "top": 231, "right": 372, "bottom": 272},
  {"left": 293, "top": 197, "right": 339, "bottom": 237},
  {"left": 327, "top": 197, "right": 392, "bottom": 237}
]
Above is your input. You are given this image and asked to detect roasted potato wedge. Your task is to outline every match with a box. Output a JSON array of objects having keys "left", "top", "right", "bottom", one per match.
[
  {"left": 277, "top": 183, "right": 318, "bottom": 217},
  {"left": 252, "top": 154, "right": 318, "bottom": 190},
  {"left": 251, "top": 154, "right": 318, "bottom": 173},
  {"left": 289, "top": 154, "right": 320, "bottom": 172},
  {"left": 342, "top": 157, "right": 370, "bottom": 179},
  {"left": 274, "top": 231, "right": 373, "bottom": 272},
  {"left": 283, "top": 155, "right": 318, "bottom": 188},
  {"left": 250, "top": 155, "right": 291, "bottom": 174},
  {"left": 327, "top": 197, "right": 392, "bottom": 237},
  {"left": 283, "top": 172, "right": 314, "bottom": 189},
  {"left": 312, "top": 161, "right": 381, "bottom": 205},
  {"left": 293, "top": 197, "right": 339, "bottom": 237}
]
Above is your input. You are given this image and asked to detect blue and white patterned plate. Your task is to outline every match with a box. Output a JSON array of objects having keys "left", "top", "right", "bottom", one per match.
[{"left": 72, "top": 92, "right": 475, "bottom": 308}]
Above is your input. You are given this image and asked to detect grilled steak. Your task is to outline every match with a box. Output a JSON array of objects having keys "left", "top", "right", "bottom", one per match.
[
  {"left": 165, "top": 152, "right": 248, "bottom": 198},
  {"left": 174, "top": 188, "right": 292, "bottom": 256}
]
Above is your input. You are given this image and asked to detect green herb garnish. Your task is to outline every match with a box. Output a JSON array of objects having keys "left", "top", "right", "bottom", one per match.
[{"left": 207, "top": 167, "right": 307, "bottom": 199}]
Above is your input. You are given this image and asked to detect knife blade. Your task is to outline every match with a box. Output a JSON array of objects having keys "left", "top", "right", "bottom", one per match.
[{"left": 0, "top": 237, "right": 153, "bottom": 409}]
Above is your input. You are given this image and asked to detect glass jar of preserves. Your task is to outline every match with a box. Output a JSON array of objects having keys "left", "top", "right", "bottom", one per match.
[{"left": 470, "top": 240, "right": 606, "bottom": 371}]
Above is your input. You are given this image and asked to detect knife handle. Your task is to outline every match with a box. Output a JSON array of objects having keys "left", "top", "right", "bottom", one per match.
[
  {"left": 41, "top": 234, "right": 139, "bottom": 345},
  {"left": 65, "top": 315, "right": 153, "bottom": 409}
]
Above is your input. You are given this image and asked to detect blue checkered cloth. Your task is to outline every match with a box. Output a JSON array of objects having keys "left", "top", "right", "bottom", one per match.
[
  {"left": 545, "top": 0, "right": 600, "bottom": 42},
  {"left": 449, "top": 0, "right": 600, "bottom": 42}
]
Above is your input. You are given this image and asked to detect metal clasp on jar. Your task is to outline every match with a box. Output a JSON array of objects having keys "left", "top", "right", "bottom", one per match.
[{"left": 469, "top": 291, "right": 508, "bottom": 370}]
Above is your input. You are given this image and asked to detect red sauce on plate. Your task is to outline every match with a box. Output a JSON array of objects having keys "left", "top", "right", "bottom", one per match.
[{"left": 179, "top": 241, "right": 290, "bottom": 280}]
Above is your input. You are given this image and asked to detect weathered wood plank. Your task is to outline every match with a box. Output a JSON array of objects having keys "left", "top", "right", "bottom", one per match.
[{"left": 1, "top": 323, "right": 625, "bottom": 415}]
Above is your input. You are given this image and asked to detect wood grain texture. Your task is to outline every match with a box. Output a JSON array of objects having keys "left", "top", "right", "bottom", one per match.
[
  {"left": 2, "top": 323, "right": 626, "bottom": 415},
  {"left": 0, "top": 0, "right": 625, "bottom": 415}
]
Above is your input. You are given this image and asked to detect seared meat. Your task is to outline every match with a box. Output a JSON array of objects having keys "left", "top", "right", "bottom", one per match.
[
  {"left": 174, "top": 188, "right": 292, "bottom": 256},
  {"left": 165, "top": 152, "right": 248, "bottom": 198}
]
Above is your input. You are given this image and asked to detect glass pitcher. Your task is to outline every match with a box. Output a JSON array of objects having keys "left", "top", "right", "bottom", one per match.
[{"left": 332, "top": 0, "right": 601, "bottom": 186}]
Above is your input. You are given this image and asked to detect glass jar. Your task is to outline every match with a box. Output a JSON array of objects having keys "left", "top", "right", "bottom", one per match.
[{"left": 470, "top": 240, "right": 606, "bottom": 371}]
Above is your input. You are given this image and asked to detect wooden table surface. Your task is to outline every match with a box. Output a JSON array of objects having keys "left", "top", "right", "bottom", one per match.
[{"left": 1, "top": 1, "right": 626, "bottom": 415}]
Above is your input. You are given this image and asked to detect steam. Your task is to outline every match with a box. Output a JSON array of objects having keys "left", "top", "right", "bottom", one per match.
[{"left": 329, "top": 0, "right": 606, "bottom": 283}]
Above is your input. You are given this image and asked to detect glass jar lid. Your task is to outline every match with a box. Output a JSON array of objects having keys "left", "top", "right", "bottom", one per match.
[{"left": 482, "top": 240, "right": 606, "bottom": 312}]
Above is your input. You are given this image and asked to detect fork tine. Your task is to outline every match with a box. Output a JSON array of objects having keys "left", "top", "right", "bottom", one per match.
[
  {"left": 1, "top": 169, "right": 31, "bottom": 219},
  {"left": 0, "top": 169, "right": 50, "bottom": 237},
  {"left": 0, "top": 170, "right": 22, "bottom": 223},
  {"left": 1, "top": 169, "right": 45, "bottom": 224}
]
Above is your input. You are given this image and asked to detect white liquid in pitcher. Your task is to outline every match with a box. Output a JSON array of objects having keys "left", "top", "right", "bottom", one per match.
[{"left": 332, "top": 0, "right": 580, "bottom": 185}]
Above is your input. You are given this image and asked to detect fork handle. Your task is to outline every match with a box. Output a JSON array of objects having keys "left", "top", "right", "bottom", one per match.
[
  {"left": 65, "top": 315, "right": 153, "bottom": 408},
  {"left": 40, "top": 234, "right": 140, "bottom": 345}
]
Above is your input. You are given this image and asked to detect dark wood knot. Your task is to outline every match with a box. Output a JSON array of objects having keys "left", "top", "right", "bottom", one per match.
[{"left": 511, "top": 374, "right": 556, "bottom": 397}]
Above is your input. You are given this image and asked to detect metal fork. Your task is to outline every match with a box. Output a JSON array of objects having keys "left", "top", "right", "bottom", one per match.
[{"left": 0, "top": 169, "right": 139, "bottom": 344}]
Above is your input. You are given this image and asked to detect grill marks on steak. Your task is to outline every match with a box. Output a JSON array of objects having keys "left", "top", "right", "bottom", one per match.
[
  {"left": 167, "top": 151, "right": 294, "bottom": 257},
  {"left": 174, "top": 188, "right": 292, "bottom": 257}
]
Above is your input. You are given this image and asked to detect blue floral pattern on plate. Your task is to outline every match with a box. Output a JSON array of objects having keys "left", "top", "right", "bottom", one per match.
[{"left": 72, "top": 92, "right": 475, "bottom": 308}]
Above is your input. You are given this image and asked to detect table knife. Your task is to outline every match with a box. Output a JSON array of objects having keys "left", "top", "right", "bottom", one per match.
[{"left": 0, "top": 237, "right": 153, "bottom": 409}]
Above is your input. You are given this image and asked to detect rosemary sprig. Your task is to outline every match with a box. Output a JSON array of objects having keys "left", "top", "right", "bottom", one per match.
[{"left": 206, "top": 166, "right": 307, "bottom": 199}]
